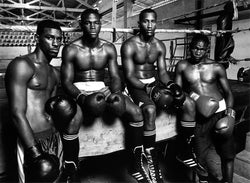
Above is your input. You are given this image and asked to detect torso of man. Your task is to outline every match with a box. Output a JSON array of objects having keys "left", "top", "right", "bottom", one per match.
[
  {"left": 68, "top": 38, "right": 114, "bottom": 82},
  {"left": 126, "top": 35, "right": 162, "bottom": 79},
  {"left": 180, "top": 58, "right": 224, "bottom": 101},
  {"left": 25, "top": 55, "right": 59, "bottom": 133}
]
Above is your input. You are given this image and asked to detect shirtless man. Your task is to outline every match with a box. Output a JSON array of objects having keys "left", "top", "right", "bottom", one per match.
[
  {"left": 61, "top": 9, "right": 152, "bottom": 183},
  {"left": 5, "top": 20, "right": 82, "bottom": 183},
  {"left": 121, "top": 8, "right": 185, "bottom": 183},
  {"left": 175, "top": 34, "right": 235, "bottom": 183}
]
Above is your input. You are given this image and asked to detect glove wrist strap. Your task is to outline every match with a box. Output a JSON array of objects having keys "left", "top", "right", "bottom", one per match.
[
  {"left": 26, "top": 144, "right": 42, "bottom": 159},
  {"left": 226, "top": 108, "right": 236, "bottom": 119}
]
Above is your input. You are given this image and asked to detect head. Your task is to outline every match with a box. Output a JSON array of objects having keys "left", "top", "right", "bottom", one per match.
[
  {"left": 189, "top": 34, "right": 210, "bottom": 62},
  {"left": 36, "top": 20, "right": 62, "bottom": 59},
  {"left": 138, "top": 8, "right": 157, "bottom": 37},
  {"left": 80, "top": 8, "right": 102, "bottom": 39}
]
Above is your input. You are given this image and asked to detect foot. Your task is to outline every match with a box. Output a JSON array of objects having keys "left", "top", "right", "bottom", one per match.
[
  {"left": 130, "top": 146, "right": 152, "bottom": 183},
  {"left": 58, "top": 161, "right": 79, "bottom": 183},
  {"left": 144, "top": 147, "right": 164, "bottom": 183}
]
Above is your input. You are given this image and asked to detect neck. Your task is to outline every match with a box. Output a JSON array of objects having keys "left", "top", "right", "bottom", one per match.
[
  {"left": 82, "top": 36, "right": 100, "bottom": 48},
  {"left": 139, "top": 34, "right": 153, "bottom": 43},
  {"left": 34, "top": 47, "right": 51, "bottom": 64}
]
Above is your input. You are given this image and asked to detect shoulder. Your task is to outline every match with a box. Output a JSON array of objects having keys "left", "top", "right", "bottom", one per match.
[
  {"left": 63, "top": 38, "right": 81, "bottom": 52},
  {"left": 100, "top": 39, "right": 117, "bottom": 53},
  {"left": 6, "top": 55, "right": 34, "bottom": 78},
  {"left": 121, "top": 36, "right": 138, "bottom": 51},
  {"left": 176, "top": 59, "right": 189, "bottom": 69}
]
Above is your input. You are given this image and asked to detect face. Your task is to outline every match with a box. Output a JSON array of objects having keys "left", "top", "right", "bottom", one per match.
[
  {"left": 81, "top": 13, "right": 101, "bottom": 39},
  {"left": 38, "top": 28, "right": 62, "bottom": 58},
  {"left": 190, "top": 40, "right": 208, "bottom": 62},
  {"left": 139, "top": 12, "right": 157, "bottom": 37}
]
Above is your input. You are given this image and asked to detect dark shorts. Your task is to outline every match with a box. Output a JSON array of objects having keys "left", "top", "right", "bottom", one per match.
[
  {"left": 127, "top": 84, "right": 155, "bottom": 108},
  {"left": 194, "top": 111, "right": 235, "bottom": 166},
  {"left": 34, "top": 128, "right": 63, "bottom": 163}
]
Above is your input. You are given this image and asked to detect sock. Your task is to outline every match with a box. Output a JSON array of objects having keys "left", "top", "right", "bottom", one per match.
[
  {"left": 180, "top": 120, "right": 196, "bottom": 139},
  {"left": 129, "top": 120, "right": 144, "bottom": 151},
  {"left": 143, "top": 129, "right": 156, "bottom": 149},
  {"left": 62, "top": 134, "right": 79, "bottom": 165}
]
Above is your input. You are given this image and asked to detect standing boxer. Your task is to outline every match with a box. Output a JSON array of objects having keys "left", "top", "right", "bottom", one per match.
[
  {"left": 121, "top": 8, "right": 185, "bottom": 183},
  {"left": 61, "top": 9, "right": 151, "bottom": 183},
  {"left": 175, "top": 34, "right": 235, "bottom": 183},
  {"left": 5, "top": 20, "right": 83, "bottom": 183}
]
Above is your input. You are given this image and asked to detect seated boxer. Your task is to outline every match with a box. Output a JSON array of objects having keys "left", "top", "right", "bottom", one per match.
[
  {"left": 175, "top": 34, "right": 235, "bottom": 183},
  {"left": 121, "top": 8, "right": 185, "bottom": 183},
  {"left": 61, "top": 9, "right": 151, "bottom": 183},
  {"left": 5, "top": 20, "right": 64, "bottom": 183}
]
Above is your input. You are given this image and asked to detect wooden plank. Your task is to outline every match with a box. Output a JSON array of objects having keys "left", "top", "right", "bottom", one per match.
[{"left": 78, "top": 111, "right": 177, "bottom": 157}]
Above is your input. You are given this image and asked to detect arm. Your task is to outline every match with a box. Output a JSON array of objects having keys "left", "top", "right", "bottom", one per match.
[
  {"left": 61, "top": 45, "right": 82, "bottom": 99},
  {"left": 5, "top": 59, "right": 36, "bottom": 148},
  {"left": 106, "top": 43, "right": 122, "bottom": 93},
  {"left": 217, "top": 65, "right": 234, "bottom": 109},
  {"left": 121, "top": 41, "right": 145, "bottom": 90},
  {"left": 157, "top": 41, "right": 171, "bottom": 85},
  {"left": 174, "top": 61, "right": 184, "bottom": 88},
  {"left": 51, "top": 66, "right": 60, "bottom": 97}
]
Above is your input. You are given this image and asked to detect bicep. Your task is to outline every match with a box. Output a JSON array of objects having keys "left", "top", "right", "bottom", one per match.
[
  {"left": 121, "top": 44, "right": 135, "bottom": 77},
  {"left": 108, "top": 46, "right": 120, "bottom": 78},
  {"left": 174, "top": 62, "right": 183, "bottom": 87}
]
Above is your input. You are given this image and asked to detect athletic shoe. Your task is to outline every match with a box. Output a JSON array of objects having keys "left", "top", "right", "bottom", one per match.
[
  {"left": 130, "top": 146, "right": 152, "bottom": 183},
  {"left": 58, "top": 161, "right": 79, "bottom": 183},
  {"left": 144, "top": 147, "right": 164, "bottom": 183}
]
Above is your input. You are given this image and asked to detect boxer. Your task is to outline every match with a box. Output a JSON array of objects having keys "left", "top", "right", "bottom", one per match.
[
  {"left": 121, "top": 8, "right": 185, "bottom": 183},
  {"left": 175, "top": 34, "right": 235, "bottom": 183},
  {"left": 61, "top": 9, "right": 151, "bottom": 183}
]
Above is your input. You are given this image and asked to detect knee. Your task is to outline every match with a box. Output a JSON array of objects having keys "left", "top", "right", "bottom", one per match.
[
  {"left": 62, "top": 105, "right": 83, "bottom": 135},
  {"left": 129, "top": 106, "right": 143, "bottom": 121},
  {"left": 142, "top": 105, "right": 156, "bottom": 117}
]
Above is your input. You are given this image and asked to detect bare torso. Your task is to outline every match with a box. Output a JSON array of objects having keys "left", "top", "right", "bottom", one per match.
[
  {"left": 25, "top": 56, "right": 59, "bottom": 132},
  {"left": 69, "top": 39, "right": 112, "bottom": 82},
  {"left": 181, "top": 59, "right": 224, "bottom": 101},
  {"left": 127, "top": 36, "right": 161, "bottom": 79}
]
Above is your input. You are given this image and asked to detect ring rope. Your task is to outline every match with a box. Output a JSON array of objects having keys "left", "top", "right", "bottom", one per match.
[
  {"left": 1, "top": 23, "right": 249, "bottom": 36},
  {"left": 158, "top": 1, "right": 227, "bottom": 23}
]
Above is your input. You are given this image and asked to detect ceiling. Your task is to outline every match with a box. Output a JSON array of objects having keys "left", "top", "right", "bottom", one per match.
[{"left": 0, "top": 0, "right": 172, "bottom": 31}]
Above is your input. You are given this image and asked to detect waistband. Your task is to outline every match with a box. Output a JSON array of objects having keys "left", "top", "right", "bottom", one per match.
[
  {"left": 74, "top": 81, "right": 106, "bottom": 91},
  {"left": 139, "top": 77, "right": 156, "bottom": 84},
  {"left": 34, "top": 128, "right": 57, "bottom": 140}
]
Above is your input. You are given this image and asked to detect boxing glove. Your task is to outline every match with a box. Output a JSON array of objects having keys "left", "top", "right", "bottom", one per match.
[
  {"left": 149, "top": 85, "right": 174, "bottom": 109},
  {"left": 190, "top": 92, "right": 219, "bottom": 118},
  {"left": 107, "top": 92, "right": 126, "bottom": 116},
  {"left": 24, "top": 144, "right": 60, "bottom": 182},
  {"left": 45, "top": 95, "right": 77, "bottom": 130},
  {"left": 166, "top": 81, "right": 186, "bottom": 108},
  {"left": 215, "top": 108, "right": 235, "bottom": 139},
  {"left": 84, "top": 92, "right": 106, "bottom": 117}
]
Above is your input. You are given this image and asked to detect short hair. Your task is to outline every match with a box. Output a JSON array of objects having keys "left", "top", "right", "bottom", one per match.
[
  {"left": 36, "top": 20, "right": 62, "bottom": 36},
  {"left": 190, "top": 34, "right": 210, "bottom": 48},
  {"left": 139, "top": 8, "right": 157, "bottom": 22},
  {"left": 81, "top": 8, "right": 102, "bottom": 22}
]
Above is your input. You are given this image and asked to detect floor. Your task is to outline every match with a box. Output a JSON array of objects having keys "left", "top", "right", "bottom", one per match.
[{"left": 78, "top": 140, "right": 198, "bottom": 183}]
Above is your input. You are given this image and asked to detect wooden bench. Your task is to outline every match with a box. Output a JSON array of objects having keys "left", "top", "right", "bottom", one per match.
[{"left": 78, "top": 110, "right": 177, "bottom": 157}]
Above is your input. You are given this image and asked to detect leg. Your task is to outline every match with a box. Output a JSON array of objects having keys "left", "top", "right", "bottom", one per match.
[
  {"left": 142, "top": 104, "right": 163, "bottom": 183},
  {"left": 58, "top": 105, "right": 83, "bottom": 183},
  {"left": 221, "top": 158, "right": 234, "bottom": 183},
  {"left": 124, "top": 97, "right": 151, "bottom": 183},
  {"left": 177, "top": 97, "right": 197, "bottom": 166}
]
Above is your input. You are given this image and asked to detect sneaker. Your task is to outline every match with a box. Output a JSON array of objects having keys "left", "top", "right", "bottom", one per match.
[
  {"left": 176, "top": 136, "right": 207, "bottom": 176},
  {"left": 130, "top": 146, "right": 152, "bottom": 183},
  {"left": 144, "top": 147, "right": 164, "bottom": 183},
  {"left": 58, "top": 161, "right": 79, "bottom": 183}
]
